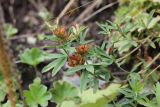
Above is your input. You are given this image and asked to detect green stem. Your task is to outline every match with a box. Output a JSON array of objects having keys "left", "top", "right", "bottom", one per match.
[{"left": 34, "top": 66, "right": 42, "bottom": 78}]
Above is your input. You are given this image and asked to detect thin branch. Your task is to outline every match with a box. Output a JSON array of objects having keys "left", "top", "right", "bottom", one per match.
[
  {"left": 116, "top": 36, "right": 150, "bottom": 63},
  {"left": 80, "top": 1, "right": 118, "bottom": 24},
  {"left": 73, "top": 0, "right": 103, "bottom": 24},
  {"left": 56, "top": 0, "right": 75, "bottom": 23},
  {"left": 139, "top": 53, "right": 160, "bottom": 74},
  {"left": 145, "top": 64, "right": 160, "bottom": 79}
]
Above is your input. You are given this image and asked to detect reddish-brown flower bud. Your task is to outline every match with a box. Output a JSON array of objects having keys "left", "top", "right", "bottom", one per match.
[
  {"left": 76, "top": 44, "right": 89, "bottom": 54},
  {"left": 53, "top": 27, "right": 67, "bottom": 40},
  {"left": 68, "top": 53, "right": 85, "bottom": 67}
]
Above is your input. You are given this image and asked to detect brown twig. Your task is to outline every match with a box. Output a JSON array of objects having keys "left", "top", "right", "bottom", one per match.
[
  {"left": 80, "top": 1, "right": 118, "bottom": 24},
  {"left": 145, "top": 64, "right": 160, "bottom": 79},
  {"left": 73, "top": 0, "right": 103, "bottom": 24},
  {"left": 116, "top": 36, "right": 151, "bottom": 63},
  {"left": 56, "top": 0, "right": 75, "bottom": 23},
  {"left": 28, "top": 0, "right": 39, "bottom": 10},
  {"left": 139, "top": 53, "right": 160, "bottom": 74}
]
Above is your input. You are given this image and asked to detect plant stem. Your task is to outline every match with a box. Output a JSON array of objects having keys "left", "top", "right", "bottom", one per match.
[
  {"left": 0, "top": 25, "right": 16, "bottom": 107},
  {"left": 145, "top": 64, "right": 160, "bottom": 79},
  {"left": 139, "top": 53, "right": 160, "bottom": 74},
  {"left": 34, "top": 66, "right": 42, "bottom": 78}
]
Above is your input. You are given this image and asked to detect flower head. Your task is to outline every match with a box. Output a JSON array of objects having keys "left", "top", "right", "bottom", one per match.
[
  {"left": 53, "top": 26, "right": 67, "bottom": 40},
  {"left": 68, "top": 53, "right": 84, "bottom": 67},
  {"left": 76, "top": 44, "right": 89, "bottom": 54}
]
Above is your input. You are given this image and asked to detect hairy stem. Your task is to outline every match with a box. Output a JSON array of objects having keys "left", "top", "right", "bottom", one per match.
[{"left": 0, "top": 25, "right": 16, "bottom": 107}]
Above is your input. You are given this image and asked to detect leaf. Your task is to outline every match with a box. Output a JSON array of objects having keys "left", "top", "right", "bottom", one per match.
[
  {"left": 65, "top": 65, "right": 87, "bottom": 75},
  {"left": 42, "top": 57, "right": 66, "bottom": 74},
  {"left": 80, "top": 71, "right": 88, "bottom": 92},
  {"left": 129, "top": 73, "right": 144, "bottom": 93},
  {"left": 78, "top": 83, "right": 122, "bottom": 107},
  {"left": 20, "top": 48, "right": 45, "bottom": 67},
  {"left": 93, "top": 78, "right": 99, "bottom": 93},
  {"left": 4, "top": 23, "right": 18, "bottom": 37},
  {"left": 61, "top": 101, "right": 77, "bottom": 107},
  {"left": 52, "top": 57, "right": 67, "bottom": 76},
  {"left": 24, "top": 78, "right": 51, "bottom": 107},
  {"left": 148, "top": 17, "right": 159, "bottom": 29},
  {"left": 114, "top": 39, "right": 137, "bottom": 54},
  {"left": 0, "top": 80, "right": 7, "bottom": 102},
  {"left": 137, "top": 97, "right": 156, "bottom": 107},
  {"left": 42, "top": 59, "right": 60, "bottom": 73},
  {"left": 50, "top": 81, "right": 78, "bottom": 104},
  {"left": 86, "top": 65, "right": 94, "bottom": 73},
  {"left": 38, "top": 8, "right": 52, "bottom": 20},
  {"left": 45, "top": 53, "right": 66, "bottom": 60},
  {"left": 155, "top": 82, "right": 160, "bottom": 106},
  {"left": 149, "top": 41, "right": 156, "bottom": 49},
  {"left": 44, "top": 35, "right": 60, "bottom": 42}
]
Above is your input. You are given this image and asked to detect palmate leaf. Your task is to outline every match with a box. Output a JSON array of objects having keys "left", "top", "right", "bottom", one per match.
[
  {"left": 24, "top": 78, "right": 51, "bottom": 107},
  {"left": 4, "top": 23, "right": 18, "bottom": 37},
  {"left": 50, "top": 81, "right": 79, "bottom": 104},
  {"left": 20, "top": 48, "right": 46, "bottom": 67}
]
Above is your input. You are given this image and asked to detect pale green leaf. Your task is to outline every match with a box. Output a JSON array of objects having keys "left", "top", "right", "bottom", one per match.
[
  {"left": 50, "top": 81, "right": 78, "bottom": 104},
  {"left": 4, "top": 23, "right": 18, "bottom": 37},
  {"left": 24, "top": 78, "right": 51, "bottom": 107},
  {"left": 20, "top": 48, "right": 45, "bottom": 67}
]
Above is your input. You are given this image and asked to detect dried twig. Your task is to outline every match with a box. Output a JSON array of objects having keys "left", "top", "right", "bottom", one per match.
[
  {"left": 139, "top": 53, "right": 160, "bottom": 74},
  {"left": 80, "top": 1, "right": 118, "bottom": 24},
  {"left": 28, "top": 0, "right": 39, "bottom": 10},
  {"left": 145, "top": 64, "right": 160, "bottom": 79},
  {"left": 73, "top": 0, "right": 103, "bottom": 24},
  {"left": 56, "top": 0, "right": 75, "bottom": 23}
]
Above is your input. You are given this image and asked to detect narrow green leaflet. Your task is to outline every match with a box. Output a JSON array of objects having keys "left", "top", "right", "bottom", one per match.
[
  {"left": 24, "top": 78, "right": 51, "bottom": 107},
  {"left": 52, "top": 57, "right": 67, "bottom": 76},
  {"left": 155, "top": 82, "right": 160, "bottom": 106},
  {"left": 20, "top": 48, "right": 45, "bottom": 67},
  {"left": 65, "top": 65, "right": 87, "bottom": 75},
  {"left": 114, "top": 39, "right": 137, "bottom": 54},
  {"left": 50, "top": 81, "right": 78, "bottom": 104},
  {"left": 80, "top": 71, "right": 88, "bottom": 92},
  {"left": 42, "top": 59, "right": 60, "bottom": 73},
  {"left": 42, "top": 57, "right": 67, "bottom": 75},
  {"left": 45, "top": 53, "right": 66, "bottom": 60},
  {"left": 93, "top": 78, "right": 99, "bottom": 93}
]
